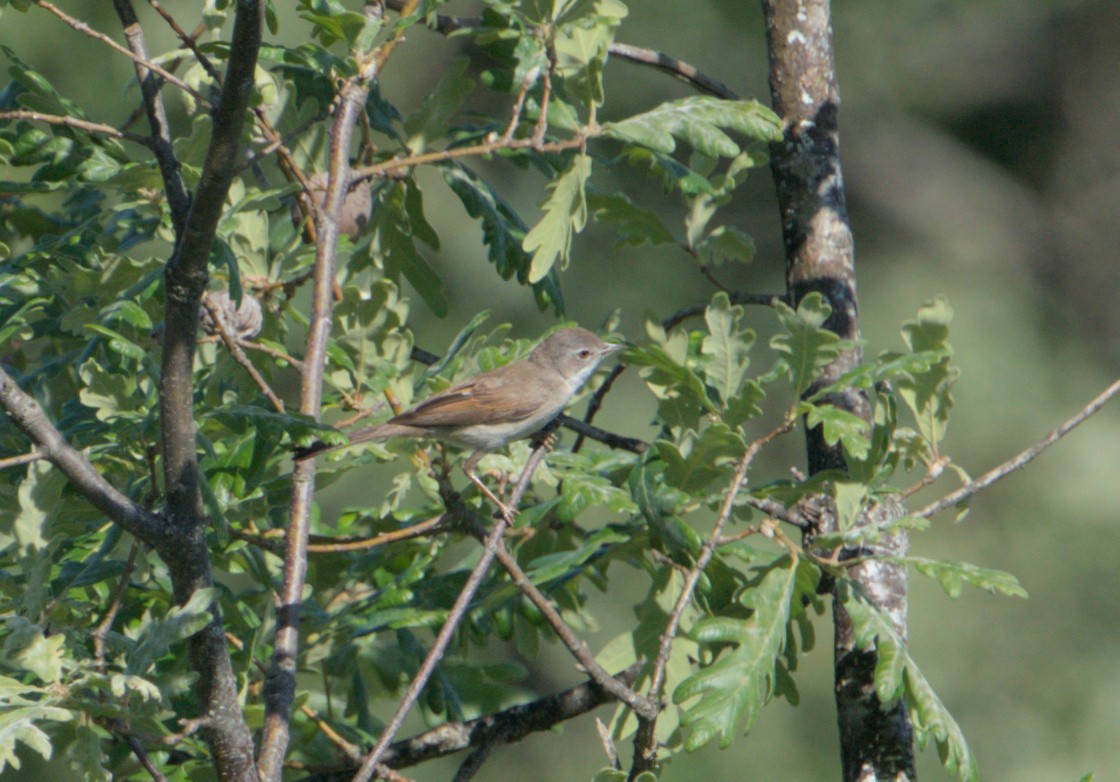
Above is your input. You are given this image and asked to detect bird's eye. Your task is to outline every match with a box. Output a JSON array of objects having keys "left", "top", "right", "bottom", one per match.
[{"left": 578, "top": 349, "right": 592, "bottom": 359}]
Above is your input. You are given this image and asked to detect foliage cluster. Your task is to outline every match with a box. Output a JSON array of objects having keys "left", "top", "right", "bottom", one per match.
[{"left": 0, "top": 1, "right": 1025, "bottom": 779}]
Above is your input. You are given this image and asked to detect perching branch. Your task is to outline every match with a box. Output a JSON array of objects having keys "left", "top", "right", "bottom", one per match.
[{"left": 918, "top": 377, "right": 1120, "bottom": 518}]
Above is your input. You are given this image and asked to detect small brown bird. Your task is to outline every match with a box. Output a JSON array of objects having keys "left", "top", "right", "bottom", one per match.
[{"left": 299, "top": 327, "right": 624, "bottom": 516}]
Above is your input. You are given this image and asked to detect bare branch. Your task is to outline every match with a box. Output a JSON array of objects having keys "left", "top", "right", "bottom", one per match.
[
  {"left": 230, "top": 514, "right": 448, "bottom": 555},
  {"left": 0, "top": 110, "right": 153, "bottom": 147},
  {"left": 260, "top": 7, "right": 388, "bottom": 774},
  {"left": 350, "top": 441, "right": 553, "bottom": 782},
  {"left": 917, "top": 377, "right": 1120, "bottom": 518},
  {"left": 608, "top": 42, "right": 737, "bottom": 99},
  {"left": 0, "top": 449, "right": 44, "bottom": 470},
  {"left": 31, "top": 0, "right": 206, "bottom": 102},
  {"left": 113, "top": 0, "right": 191, "bottom": 231}
]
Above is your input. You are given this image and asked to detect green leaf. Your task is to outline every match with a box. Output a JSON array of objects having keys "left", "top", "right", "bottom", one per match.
[
  {"left": 0, "top": 703, "right": 71, "bottom": 775},
  {"left": 674, "top": 556, "right": 799, "bottom": 750},
  {"left": 14, "top": 460, "right": 61, "bottom": 553},
  {"left": 904, "top": 557, "right": 1028, "bottom": 600},
  {"left": 802, "top": 402, "right": 871, "bottom": 460},
  {"left": 627, "top": 328, "right": 715, "bottom": 429},
  {"left": 769, "top": 293, "right": 844, "bottom": 398},
  {"left": 587, "top": 191, "right": 674, "bottom": 248},
  {"left": 604, "top": 97, "right": 781, "bottom": 158},
  {"left": 839, "top": 581, "right": 978, "bottom": 781},
  {"left": 404, "top": 57, "right": 474, "bottom": 155},
  {"left": 655, "top": 424, "right": 746, "bottom": 494},
  {"left": 441, "top": 162, "right": 564, "bottom": 311},
  {"left": 127, "top": 588, "right": 216, "bottom": 675},
  {"left": 631, "top": 460, "right": 702, "bottom": 565},
  {"left": 370, "top": 182, "right": 448, "bottom": 317},
  {"left": 701, "top": 292, "right": 754, "bottom": 403},
  {"left": 1, "top": 620, "right": 65, "bottom": 683},
  {"left": 897, "top": 298, "right": 957, "bottom": 449},
  {"left": 694, "top": 225, "right": 755, "bottom": 266},
  {"left": 553, "top": 0, "right": 626, "bottom": 106},
  {"left": 524, "top": 153, "right": 591, "bottom": 282}
]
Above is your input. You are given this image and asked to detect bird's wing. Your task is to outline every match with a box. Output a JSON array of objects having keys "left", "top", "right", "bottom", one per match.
[{"left": 391, "top": 370, "right": 542, "bottom": 428}]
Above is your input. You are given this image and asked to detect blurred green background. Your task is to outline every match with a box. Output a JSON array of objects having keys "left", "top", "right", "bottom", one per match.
[{"left": 4, "top": 0, "right": 1118, "bottom": 779}]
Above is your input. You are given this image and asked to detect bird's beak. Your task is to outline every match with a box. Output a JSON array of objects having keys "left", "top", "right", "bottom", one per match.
[{"left": 602, "top": 342, "right": 626, "bottom": 357}]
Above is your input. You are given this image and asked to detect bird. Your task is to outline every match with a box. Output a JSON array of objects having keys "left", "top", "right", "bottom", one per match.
[{"left": 298, "top": 327, "right": 625, "bottom": 518}]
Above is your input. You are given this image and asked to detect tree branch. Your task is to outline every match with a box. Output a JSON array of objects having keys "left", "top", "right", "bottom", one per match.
[
  {"left": 350, "top": 440, "right": 552, "bottom": 782},
  {"left": 149, "top": 3, "right": 263, "bottom": 780},
  {"left": 629, "top": 422, "right": 791, "bottom": 778},
  {"left": 761, "top": 1, "right": 913, "bottom": 778},
  {"left": 918, "top": 377, "right": 1120, "bottom": 518},
  {"left": 259, "top": 6, "right": 391, "bottom": 776},
  {"left": 380, "top": 0, "right": 735, "bottom": 99},
  {"left": 0, "top": 366, "right": 163, "bottom": 544},
  {"left": 113, "top": 0, "right": 191, "bottom": 232},
  {"left": 0, "top": 110, "right": 153, "bottom": 147}
]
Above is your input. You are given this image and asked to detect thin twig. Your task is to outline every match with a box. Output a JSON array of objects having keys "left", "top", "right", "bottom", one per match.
[
  {"left": 380, "top": 0, "right": 736, "bottom": 100},
  {"left": 230, "top": 514, "right": 448, "bottom": 555},
  {"left": 500, "top": 66, "right": 539, "bottom": 144},
  {"left": 31, "top": 0, "right": 206, "bottom": 102},
  {"left": 300, "top": 703, "right": 364, "bottom": 762},
  {"left": 557, "top": 414, "right": 648, "bottom": 454},
  {"left": 0, "top": 110, "right": 153, "bottom": 147},
  {"left": 202, "top": 295, "right": 286, "bottom": 413},
  {"left": 238, "top": 340, "right": 305, "bottom": 370},
  {"left": 486, "top": 538, "right": 659, "bottom": 720},
  {"left": 741, "top": 494, "right": 810, "bottom": 530},
  {"left": 0, "top": 449, "right": 44, "bottom": 470},
  {"left": 113, "top": 0, "right": 191, "bottom": 232},
  {"left": 145, "top": 0, "right": 222, "bottom": 80},
  {"left": 350, "top": 441, "right": 552, "bottom": 782},
  {"left": 350, "top": 133, "right": 588, "bottom": 184},
  {"left": 98, "top": 719, "right": 169, "bottom": 782},
  {"left": 92, "top": 539, "right": 141, "bottom": 672},
  {"left": 630, "top": 421, "right": 791, "bottom": 778},
  {"left": 917, "top": 377, "right": 1120, "bottom": 518}
]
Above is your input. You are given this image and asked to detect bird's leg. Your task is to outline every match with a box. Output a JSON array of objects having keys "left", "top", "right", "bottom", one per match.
[{"left": 462, "top": 451, "right": 517, "bottom": 523}]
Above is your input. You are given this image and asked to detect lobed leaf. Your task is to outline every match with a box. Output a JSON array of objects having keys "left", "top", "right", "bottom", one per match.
[
  {"left": 523, "top": 153, "right": 592, "bottom": 282},
  {"left": 674, "top": 556, "right": 799, "bottom": 750},
  {"left": 604, "top": 97, "right": 781, "bottom": 159}
]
